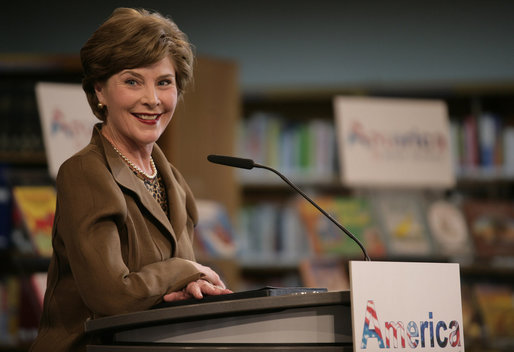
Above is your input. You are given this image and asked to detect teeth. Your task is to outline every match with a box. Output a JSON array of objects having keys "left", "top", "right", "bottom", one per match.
[{"left": 135, "top": 114, "right": 159, "bottom": 120}]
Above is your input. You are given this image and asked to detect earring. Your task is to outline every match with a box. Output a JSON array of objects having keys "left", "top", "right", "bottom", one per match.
[{"left": 98, "top": 103, "right": 104, "bottom": 109}]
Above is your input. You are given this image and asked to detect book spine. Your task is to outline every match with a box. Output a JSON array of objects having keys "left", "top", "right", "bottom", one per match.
[
  {"left": 478, "top": 113, "right": 497, "bottom": 169},
  {"left": 239, "top": 113, "right": 336, "bottom": 181}
]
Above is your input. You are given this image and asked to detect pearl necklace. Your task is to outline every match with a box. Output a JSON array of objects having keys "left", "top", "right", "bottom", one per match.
[{"left": 110, "top": 143, "right": 157, "bottom": 180}]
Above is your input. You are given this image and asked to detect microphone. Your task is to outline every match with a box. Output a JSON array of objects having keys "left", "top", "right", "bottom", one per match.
[
  {"left": 207, "top": 154, "right": 255, "bottom": 169},
  {"left": 207, "top": 154, "right": 371, "bottom": 261}
]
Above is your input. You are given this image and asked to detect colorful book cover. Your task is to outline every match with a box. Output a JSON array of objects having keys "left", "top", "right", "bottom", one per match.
[
  {"left": 460, "top": 283, "right": 484, "bottom": 343},
  {"left": 462, "top": 200, "right": 514, "bottom": 259},
  {"left": 194, "top": 200, "right": 236, "bottom": 259},
  {"left": 474, "top": 284, "right": 514, "bottom": 341},
  {"left": 478, "top": 113, "right": 498, "bottom": 168},
  {"left": 426, "top": 200, "right": 473, "bottom": 259},
  {"left": 12, "top": 186, "right": 56, "bottom": 257},
  {"left": 370, "top": 191, "right": 434, "bottom": 257},
  {"left": 297, "top": 196, "right": 386, "bottom": 258},
  {"left": 277, "top": 203, "right": 311, "bottom": 261}
]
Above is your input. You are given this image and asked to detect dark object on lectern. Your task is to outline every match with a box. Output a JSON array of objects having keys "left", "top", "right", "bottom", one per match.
[{"left": 152, "top": 286, "right": 328, "bottom": 309}]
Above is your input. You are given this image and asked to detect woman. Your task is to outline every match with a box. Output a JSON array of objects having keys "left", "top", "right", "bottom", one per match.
[{"left": 31, "top": 8, "right": 231, "bottom": 351}]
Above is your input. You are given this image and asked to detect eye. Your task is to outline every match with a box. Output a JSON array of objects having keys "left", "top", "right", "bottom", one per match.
[
  {"left": 158, "top": 79, "right": 174, "bottom": 86},
  {"left": 125, "top": 79, "right": 139, "bottom": 86}
]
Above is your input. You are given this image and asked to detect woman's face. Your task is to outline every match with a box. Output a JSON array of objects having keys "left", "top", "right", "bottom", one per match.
[{"left": 95, "top": 56, "right": 178, "bottom": 150}]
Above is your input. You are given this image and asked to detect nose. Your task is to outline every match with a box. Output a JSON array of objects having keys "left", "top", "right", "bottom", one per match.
[{"left": 141, "top": 85, "right": 160, "bottom": 107}]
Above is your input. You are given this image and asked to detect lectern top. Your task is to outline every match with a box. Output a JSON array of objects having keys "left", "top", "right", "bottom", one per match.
[{"left": 85, "top": 290, "right": 350, "bottom": 335}]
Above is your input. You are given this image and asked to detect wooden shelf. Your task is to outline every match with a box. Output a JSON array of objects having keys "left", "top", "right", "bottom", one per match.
[
  {"left": 0, "top": 152, "right": 47, "bottom": 166},
  {"left": 0, "top": 250, "right": 50, "bottom": 275}
]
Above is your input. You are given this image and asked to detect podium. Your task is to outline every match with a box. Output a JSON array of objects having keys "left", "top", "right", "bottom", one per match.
[
  {"left": 85, "top": 289, "right": 353, "bottom": 351},
  {"left": 85, "top": 261, "right": 465, "bottom": 352}
]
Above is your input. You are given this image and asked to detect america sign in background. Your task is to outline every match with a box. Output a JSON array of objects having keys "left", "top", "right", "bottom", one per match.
[
  {"left": 334, "top": 96, "right": 455, "bottom": 189},
  {"left": 36, "top": 82, "right": 96, "bottom": 179}
]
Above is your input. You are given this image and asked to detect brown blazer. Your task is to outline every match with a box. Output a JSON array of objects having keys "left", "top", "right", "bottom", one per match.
[{"left": 30, "top": 124, "right": 203, "bottom": 351}]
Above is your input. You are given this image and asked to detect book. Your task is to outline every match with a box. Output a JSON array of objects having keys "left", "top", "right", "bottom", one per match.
[
  {"left": 370, "top": 191, "right": 434, "bottom": 257},
  {"left": 0, "top": 274, "right": 47, "bottom": 345},
  {"left": 478, "top": 113, "right": 499, "bottom": 169},
  {"left": 18, "top": 275, "right": 46, "bottom": 344},
  {"left": 237, "top": 202, "right": 280, "bottom": 262},
  {"left": 0, "top": 276, "right": 20, "bottom": 346},
  {"left": 29, "top": 272, "right": 47, "bottom": 312},
  {"left": 451, "top": 113, "right": 509, "bottom": 176},
  {"left": 463, "top": 115, "right": 479, "bottom": 170},
  {"left": 462, "top": 200, "right": 514, "bottom": 259},
  {"left": 277, "top": 201, "right": 311, "bottom": 261},
  {"left": 297, "top": 196, "right": 386, "bottom": 258},
  {"left": 474, "top": 284, "right": 514, "bottom": 341},
  {"left": 504, "top": 127, "right": 514, "bottom": 175},
  {"left": 238, "top": 112, "right": 337, "bottom": 183},
  {"left": 460, "top": 283, "right": 483, "bottom": 343},
  {"left": 11, "top": 186, "right": 56, "bottom": 257},
  {"left": 194, "top": 200, "right": 236, "bottom": 259},
  {"left": 236, "top": 200, "right": 312, "bottom": 265},
  {"left": 426, "top": 200, "right": 473, "bottom": 260}
]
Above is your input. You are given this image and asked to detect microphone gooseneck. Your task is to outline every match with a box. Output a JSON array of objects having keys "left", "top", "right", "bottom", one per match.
[{"left": 207, "top": 154, "right": 371, "bottom": 261}]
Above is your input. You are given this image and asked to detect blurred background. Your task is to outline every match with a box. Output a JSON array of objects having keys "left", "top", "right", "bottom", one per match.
[
  {"left": 2, "top": 0, "right": 514, "bottom": 90},
  {"left": 1, "top": 0, "right": 513, "bottom": 351}
]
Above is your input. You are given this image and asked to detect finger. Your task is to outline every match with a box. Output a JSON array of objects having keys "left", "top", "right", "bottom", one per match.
[
  {"left": 187, "top": 260, "right": 226, "bottom": 289},
  {"left": 206, "top": 273, "right": 226, "bottom": 289},
  {"left": 163, "top": 290, "right": 191, "bottom": 302},
  {"left": 198, "top": 280, "right": 233, "bottom": 296},
  {"left": 186, "top": 281, "right": 204, "bottom": 299}
]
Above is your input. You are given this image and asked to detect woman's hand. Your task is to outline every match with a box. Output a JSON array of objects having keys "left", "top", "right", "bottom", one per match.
[
  {"left": 163, "top": 261, "right": 232, "bottom": 302},
  {"left": 163, "top": 279, "right": 232, "bottom": 302},
  {"left": 186, "top": 260, "right": 227, "bottom": 289}
]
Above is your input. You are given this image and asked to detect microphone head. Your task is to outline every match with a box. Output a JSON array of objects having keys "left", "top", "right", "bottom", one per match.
[{"left": 207, "top": 155, "right": 255, "bottom": 169}]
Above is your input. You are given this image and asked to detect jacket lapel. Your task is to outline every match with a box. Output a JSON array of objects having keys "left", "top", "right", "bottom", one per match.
[
  {"left": 152, "top": 146, "right": 188, "bottom": 240},
  {"left": 93, "top": 126, "right": 177, "bottom": 241}
]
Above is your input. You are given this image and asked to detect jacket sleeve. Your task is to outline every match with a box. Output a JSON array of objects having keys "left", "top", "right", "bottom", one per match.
[{"left": 55, "top": 153, "right": 203, "bottom": 316}]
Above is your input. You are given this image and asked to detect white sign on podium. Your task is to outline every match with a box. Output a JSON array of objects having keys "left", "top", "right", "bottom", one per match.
[{"left": 350, "top": 261, "right": 464, "bottom": 351}]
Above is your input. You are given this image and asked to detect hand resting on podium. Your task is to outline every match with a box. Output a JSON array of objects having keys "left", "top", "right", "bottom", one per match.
[{"left": 163, "top": 260, "right": 233, "bottom": 301}]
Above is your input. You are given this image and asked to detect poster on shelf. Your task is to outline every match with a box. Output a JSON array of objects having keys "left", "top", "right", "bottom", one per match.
[
  {"left": 35, "top": 82, "right": 96, "bottom": 179},
  {"left": 333, "top": 96, "right": 455, "bottom": 188}
]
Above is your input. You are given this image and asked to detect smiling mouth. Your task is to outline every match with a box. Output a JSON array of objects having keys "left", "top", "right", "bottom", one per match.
[{"left": 133, "top": 113, "right": 162, "bottom": 121}]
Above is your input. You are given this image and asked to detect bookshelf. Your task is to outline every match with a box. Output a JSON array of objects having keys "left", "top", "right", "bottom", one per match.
[
  {"left": 234, "top": 85, "right": 514, "bottom": 351},
  {"left": 0, "top": 55, "right": 78, "bottom": 348},
  {"left": 236, "top": 86, "right": 514, "bottom": 257}
]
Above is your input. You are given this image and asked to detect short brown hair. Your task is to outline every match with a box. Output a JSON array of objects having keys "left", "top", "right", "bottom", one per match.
[{"left": 80, "top": 7, "right": 194, "bottom": 121}]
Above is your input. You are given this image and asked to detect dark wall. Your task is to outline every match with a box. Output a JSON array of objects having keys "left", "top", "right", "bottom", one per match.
[{"left": 2, "top": 0, "right": 514, "bottom": 92}]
